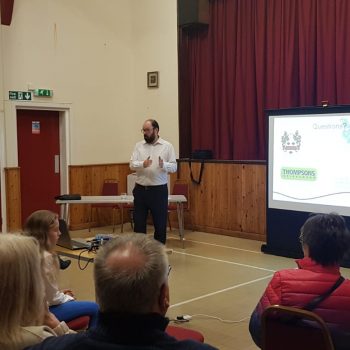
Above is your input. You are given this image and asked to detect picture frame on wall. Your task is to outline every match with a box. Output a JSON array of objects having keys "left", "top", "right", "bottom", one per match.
[{"left": 147, "top": 71, "right": 159, "bottom": 88}]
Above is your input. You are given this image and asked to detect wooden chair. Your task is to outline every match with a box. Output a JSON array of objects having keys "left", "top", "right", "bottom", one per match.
[
  {"left": 262, "top": 305, "right": 335, "bottom": 350},
  {"left": 167, "top": 181, "right": 190, "bottom": 231},
  {"left": 89, "top": 179, "right": 119, "bottom": 232}
]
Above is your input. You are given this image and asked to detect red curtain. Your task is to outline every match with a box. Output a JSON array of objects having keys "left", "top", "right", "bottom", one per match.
[
  {"left": 0, "top": 0, "right": 15, "bottom": 25},
  {"left": 178, "top": 0, "right": 350, "bottom": 160}
]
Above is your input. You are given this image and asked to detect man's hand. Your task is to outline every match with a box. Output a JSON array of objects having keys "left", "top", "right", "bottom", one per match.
[
  {"left": 158, "top": 156, "right": 164, "bottom": 168},
  {"left": 143, "top": 156, "right": 152, "bottom": 168}
]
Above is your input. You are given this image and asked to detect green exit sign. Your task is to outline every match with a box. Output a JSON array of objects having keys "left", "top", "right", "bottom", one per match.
[{"left": 34, "top": 89, "right": 53, "bottom": 97}]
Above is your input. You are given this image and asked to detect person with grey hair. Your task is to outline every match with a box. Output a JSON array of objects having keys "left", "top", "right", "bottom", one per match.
[
  {"left": 25, "top": 234, "right": 218, "bottom": 350},
  {"left": 249, "top": 213, "right": 350, "bottom": 350}
]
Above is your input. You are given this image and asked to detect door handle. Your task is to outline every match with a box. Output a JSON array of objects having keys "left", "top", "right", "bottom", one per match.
[{"left": 54, "top": 155, "right": 60, "bottom": 174}]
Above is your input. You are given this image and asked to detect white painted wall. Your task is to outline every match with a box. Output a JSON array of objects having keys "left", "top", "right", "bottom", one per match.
[
  {"left": 0, "top": 0, "right": 178, "bottom": 165},
  {"left": 0, "top": 26, "right": 3, "bottom": 111},
  {"left": 130, "top": 0, "right": 179, "bottom": 152}
]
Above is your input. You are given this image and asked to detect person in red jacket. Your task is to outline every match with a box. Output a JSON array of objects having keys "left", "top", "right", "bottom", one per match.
[{"left": 249, "top": 213, "right": 350, "bottom": 350}]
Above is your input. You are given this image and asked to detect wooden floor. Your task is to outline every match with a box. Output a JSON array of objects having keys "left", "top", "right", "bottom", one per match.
[{"left": 57, "top": 225, "right": 350, "bottom": 350}]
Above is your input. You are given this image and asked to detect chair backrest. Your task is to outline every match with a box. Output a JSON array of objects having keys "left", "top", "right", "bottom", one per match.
[
  {"left": 262, "top": 305, "right": 335, "bottom": 350},
  {"left": 102, "top": 179, "right": 119, "bottom": 196},
  {"left": 172, "top": 182, "right": 189, "bottom": 209}
]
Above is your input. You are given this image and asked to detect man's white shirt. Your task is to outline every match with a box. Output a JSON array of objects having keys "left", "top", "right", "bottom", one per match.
[{"left": 130, "top": 137, "right": 177, "bottom": 186}]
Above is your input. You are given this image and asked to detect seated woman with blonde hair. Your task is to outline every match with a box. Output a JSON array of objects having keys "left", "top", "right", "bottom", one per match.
[
  {"left": 24, "top": 210, "right": 98, "bottom": 328},
  {"left": 0, "top": 234, "right": 73, "bottom": 350}
]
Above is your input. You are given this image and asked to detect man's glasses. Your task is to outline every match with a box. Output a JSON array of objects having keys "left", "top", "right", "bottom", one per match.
[{"left": 141, "top": 128, "right": 154, "bottom": 134}]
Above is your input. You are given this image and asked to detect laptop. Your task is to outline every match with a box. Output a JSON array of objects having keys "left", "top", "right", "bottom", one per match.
[{"left": 57, "top": 219, "right": 90, "bottom": 250}]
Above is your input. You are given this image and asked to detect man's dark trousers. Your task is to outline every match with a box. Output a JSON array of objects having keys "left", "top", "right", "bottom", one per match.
[{"left": 133, "top": 183, "right": 168, "bottom": 244}]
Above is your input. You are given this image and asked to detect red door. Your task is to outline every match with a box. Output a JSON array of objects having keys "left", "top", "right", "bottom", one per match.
[
  {"left": 17, "top": 110, "right": 61, "bottom": 226},
  {"left": 0, "top": 183, "right": 2, "bottom": 231}
]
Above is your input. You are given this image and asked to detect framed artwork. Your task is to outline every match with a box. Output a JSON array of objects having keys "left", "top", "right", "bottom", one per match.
[{"left": 147, "top": 71, "right": 159, "bottom": 88}]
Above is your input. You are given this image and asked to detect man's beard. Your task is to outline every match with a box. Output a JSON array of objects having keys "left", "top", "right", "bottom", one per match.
[{"left": 144, "top": 132, "right": 156, "bottom": 144}]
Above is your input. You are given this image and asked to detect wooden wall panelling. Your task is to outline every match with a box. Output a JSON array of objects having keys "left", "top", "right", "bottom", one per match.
[
  {"left": 115, "top": 164, "right": 133, "bottom": 228},
  {"left": 167, "top": 176, "right": 191, "bottom": 229},
  {"left": 191, "top": 163, "right": 243, "bottom": 233},
  {"left": 5, "top": 167, "right": 22, "bottom": 231},
  {"left": 195, "top": 162, "right": 214, "bottom": 228},
  {"left": 169, "top": 172, "right": 177, "bottom": 191},
  {"left": 69, "top": 164, "right": 132, "bottom": 230},
  {"left": 90, "top": 164, "right": 130, "bottom": 228},
  {"left": 116, "top": 165, "right": 131, "bottom": 194},
  {"left": 67, "top": 161, "right": 266, "bottom": 242},
  {"left": 69, "top": 165, "right": 93, "bottom": 229},
  {"left": 177, "top": 161, "right": 266, "bottom": 241},
  {"left": 90, "top": 165, "right": 117, "bottom": 228},
  {"left": 213, "top": 163, "right": 243, "bottom": 232},
  {"left": 182, "top": 162, "right": 202, "bottom": 228},
  {"left": 241, "top": 164, "right": 266, "bottom": 239}
]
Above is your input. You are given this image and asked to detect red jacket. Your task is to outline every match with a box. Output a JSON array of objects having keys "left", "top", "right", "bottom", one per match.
[
  {"left": 249, "top": 257, "right": 350, "bottom": 349},
  {"left": 256, "top": 257, "right": 350, "bottom": 331}
]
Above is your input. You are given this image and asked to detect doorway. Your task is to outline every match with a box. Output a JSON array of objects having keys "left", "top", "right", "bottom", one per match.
[
  {"left": 17, "top": 108, "right": 68, "bottom": 226},
  {"left": 0, "top": 111, "right": 5, "bottom": 232}
]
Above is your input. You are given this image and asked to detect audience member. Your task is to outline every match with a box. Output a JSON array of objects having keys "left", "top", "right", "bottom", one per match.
[
  {"left": 25, "top": 233, "right": 218, "bottom": 350},
  {"left": 24, "top": 210, "right": 99, "bottom": 329},
  {"left": 249, "top": 213, "right": 350, "bottom": 350},
  {"left": 0, "top": 234, "right": 73, "bottom": 350}
]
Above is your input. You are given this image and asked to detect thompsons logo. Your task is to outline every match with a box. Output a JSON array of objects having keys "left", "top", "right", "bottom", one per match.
[
  {"left": 281, "top": 167, "right": 317, "bottom": 181},
  {"left": 281, "top": 130, "right": 301, "bottom": 153}
]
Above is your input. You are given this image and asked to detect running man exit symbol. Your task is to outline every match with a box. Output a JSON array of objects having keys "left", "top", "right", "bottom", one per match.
[
  {"left": 9, "top": 91, "right": 32, "bottom": 100},
  {"left": 34, "top": 89, "right": 53, "bottom": 97}
]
